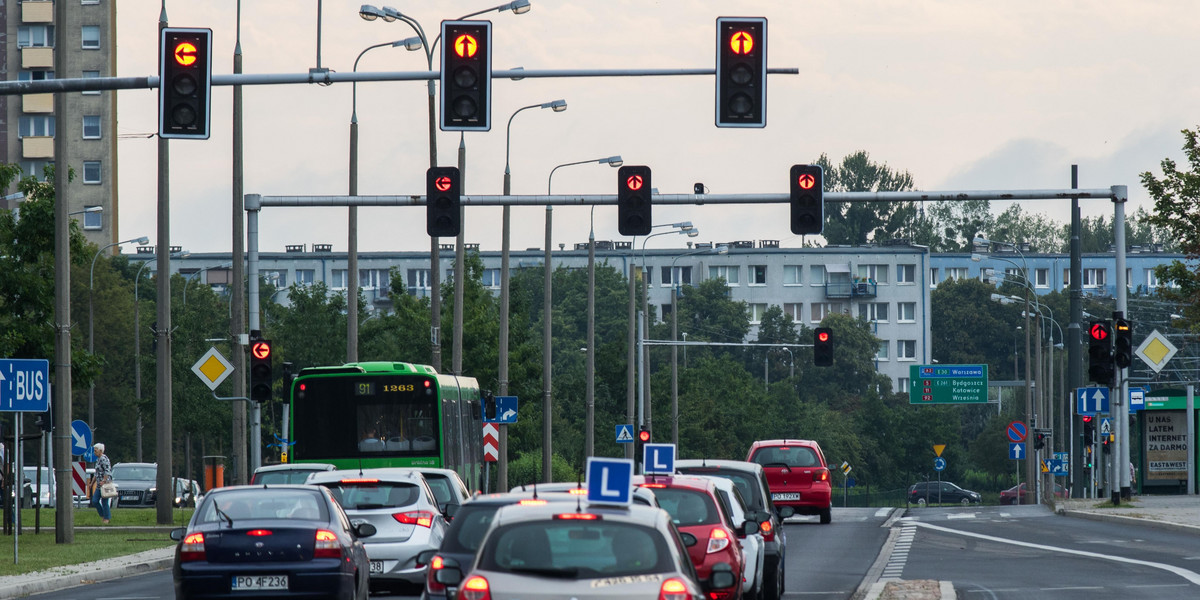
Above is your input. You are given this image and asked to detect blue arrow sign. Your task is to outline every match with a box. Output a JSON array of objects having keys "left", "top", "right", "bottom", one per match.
[
  {"left": 1076, "top": 387, "right": 1110, "bottom": 416},
  {"left": 1049, "top": 459, "right": 1069, "bottom": 476},
  {"left": 586, "top": 457, "right": 633, "bottom": 505},
  {"left": 71, "top": 420, "right": 93, "bottom": 456},
  {"left": 643, "top": 443, "right": 676, "bottom": 475},
  {"left": 933, "top": 456, "right": 947, "bottom": 472},
  {"left": 494, "top": 395, "right": 518, "bottom": 424},
  {"left": 615, "top": 424, "right": 634, "bottom": 443},
  {"left": 0, "top": 358, "right": 51, "bottom": 412},
  {"left": 1009, "top": 442, "right": 1025, "bottom": 460}
]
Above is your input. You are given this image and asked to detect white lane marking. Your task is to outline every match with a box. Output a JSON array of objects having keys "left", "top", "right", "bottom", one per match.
[
  {"left": 874, "top": 507, "right": 892, "bottom": 518},
  {"left": 947, "top": 512, "right": 977, "bottom": 520},
  {"left": 913, "top": 521, "right": 1200, "bottom": 586}
]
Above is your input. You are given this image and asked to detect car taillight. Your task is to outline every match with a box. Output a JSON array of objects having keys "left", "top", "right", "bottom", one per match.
[
  {"left": 706, "top": 527, "right": 730, "bottom": 554},
  {"left": 814, "top": 468, "right": 829, "bottom": 483},
  {"left": 180, "top": 532, "right": 206, "bottom": 562},
  {"left": 393, "top": 510, "right": 435, "bottom": 528},
  {"left": 518, "top": 499, "right": 547, "bottom": 505},
  {"left": 459, "top": 575, "right": 491, "bottom": 600},
  {"left": 313, "top": 529, "right": 342, "bottom": 559},
  {"left": 554, "top": 513, "right": 600, "bottom": 520},
  {"left": 247, "top": 529, "right": 272, "bottom": 537},
  {"left": 759, "top": 518, "right": 775, "bottom": 542},
  {"left": 658, "top": 578, "right": 689, "bottom": 600},
  {"left": 708, "top": 588, "right": 737, "bottom": 600},
  {"left": 425, "top": 555, "right": 445, "bottom": 594}
]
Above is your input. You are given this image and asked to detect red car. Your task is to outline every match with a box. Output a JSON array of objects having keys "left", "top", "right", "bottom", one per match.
[
  {"left": 635, "top": 475, "right": 749, "bottom": 600},
  {"left": 999, "top": 482, "right": 1068, "bottom": 505},
  {"left": 747, "top": 439, "right": 833, "bottom": 524}
]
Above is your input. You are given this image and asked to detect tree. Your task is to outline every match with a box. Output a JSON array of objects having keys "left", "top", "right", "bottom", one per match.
[
  {"left": 1140, "top": 126, "right": 1200, "bottom": 331},
  {"left": 816, "top": 151, "right": 918, "bottom": 245},
  {"left": 924, "top": 199, "right": 994, "bottom": 251},
  {"left": 991, "top": 204, "right": 1064, "bottom": 252}
]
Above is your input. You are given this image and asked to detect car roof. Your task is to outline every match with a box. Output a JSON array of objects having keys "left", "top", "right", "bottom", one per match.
[
  {"left": 492, "top": 500, "right": 671, "bottom": 529},
  {"left": 253, "top": 463, "right": 336, "bottom": 474},
  {"left": 749, "top": 439, "right": 822, "bottom": 448},
  {"left": 306, "top": 467, "right": 426, "bottom": 484},
  {"left": 634, "top": 474, "right": 719, "bottom": 493},
  {"left": 675, "top": 459, "right": 765, "bottom": 474},
  {"left": 113, "top": 462, "right": 157, "bottom": 468}
]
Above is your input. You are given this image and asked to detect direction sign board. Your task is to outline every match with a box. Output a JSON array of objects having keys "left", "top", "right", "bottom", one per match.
[
  {"left": 494, "top": 395, "right": 518, "bottom": 424},
  {"left": 0, "top": 358, "right": 50, "bottom": 412},
  {"left": 1049, "top": 459, "right": 1069, "bottom": 476},
  {"left": 643, "top": 443, "right": 676, "bottom": 475},
  {"left": 191, "top": 347, "right": 234, "bottom": 391},
  {"left": 615, "top": 424, "right": 634, "bottom": 443},
  {"left": 1006, "top": 421, "right": 1027, "bottom": 443},
  {"left": 1009, "top": 443, "right": 1025, "bottom": 460},
  {"left": 71, "top": 420, "right": 92, "bottom": 456},
  {"left": 586, "top": 457, "right": 633, "bottom": 505},
  {"left": 933, "top": 457, "right": 946, "bottom": 472},
  {"left": 1136, "top": 329, "right": 1177, "bottom": 373},
  {"left": 909, "top": 364, "right": 988, "bottom": 404},
  {"left": 1076, "top": 387, "right": 1110, "bottom": 416}
]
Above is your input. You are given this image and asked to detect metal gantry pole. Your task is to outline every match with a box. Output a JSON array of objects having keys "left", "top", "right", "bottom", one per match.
[{"left": 1114, "top": 187, "right": 1131, "bottom": 501}]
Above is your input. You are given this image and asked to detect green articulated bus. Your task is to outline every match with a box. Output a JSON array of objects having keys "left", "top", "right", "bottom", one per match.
[{"left": 288, "top": 361, "right": 483, "bottom": 490}]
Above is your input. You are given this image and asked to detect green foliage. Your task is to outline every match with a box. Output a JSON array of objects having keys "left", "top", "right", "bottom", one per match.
[
  {"left": 1140, "top": 127, "right": 1200, "bottom": 332},
  {"left": 503, "top": 451, "right": 581, "bottom": 488},
  {"left": 816, "top": 151, "right": 919, "bottom": 245}
]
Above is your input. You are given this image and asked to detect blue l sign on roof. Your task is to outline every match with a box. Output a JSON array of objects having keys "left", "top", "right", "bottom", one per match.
[
  {"left": 0, "top": 358, "right": 50, "bottom": 412},
  {"left": 586, "top": 457, "right": 633, "bottom": 505},
  {"left": 643, "top": 443, "right": 676, "bottom": 475},
  {"left": 1076, "top": 387, "right": 1109, "bottom": 416},
  {"left": 71, "top": 420, "right": 93, "bottom": 456}
]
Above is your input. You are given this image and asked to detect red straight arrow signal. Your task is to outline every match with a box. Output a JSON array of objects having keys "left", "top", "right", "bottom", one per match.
[
  {"left": 730, "top": 31, "right": 754, "bottom": 54},
  {"left": 625, "top": 174, "right": 644, "bottom": 191},
  {"left": 1089, "top": 323, "right": 1108, "bottom": 341}
]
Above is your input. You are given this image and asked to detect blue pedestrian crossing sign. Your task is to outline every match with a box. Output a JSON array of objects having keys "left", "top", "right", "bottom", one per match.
[
  {"left": 1009, "top": 442, "right": 1025, "bottom": 460},
  {"left": 615, "top": 424, "right": 634, "bottom": 444},
  {"left": 71, "top": 419, "right": 93, "bottom": 456},
  {"left": 586, "top": 457, "right": 633, "bottom": 505},
  {"left": 643, "top": 443, "right": 676, "bottom": 475},
  {"left": 1076, "top": 387, "right": 1110, "bottom": 416}
]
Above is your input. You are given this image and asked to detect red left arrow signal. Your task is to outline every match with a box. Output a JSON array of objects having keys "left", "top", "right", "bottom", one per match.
[
  {"left": 174, "top": 41, "right": 198, "bottom": 67},
  {"left": 435, "top": 176, "right": 453, "bottom": 192},
  {"left": 251, "top": 341, "right": 271, "bottom": 360}
]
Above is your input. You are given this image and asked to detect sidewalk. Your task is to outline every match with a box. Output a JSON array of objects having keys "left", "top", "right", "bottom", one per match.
[{"left": 0, "top": 545, "right": 175, "bottom": 599}]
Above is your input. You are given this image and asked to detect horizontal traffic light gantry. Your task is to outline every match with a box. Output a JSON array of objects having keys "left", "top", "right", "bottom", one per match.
[
  {"left": 159, "top": 28, "right": 213, "bottom": 139},
  {"left": 617, "top": 165, "right": 652, "bottom": 236},
  {"left": 716, "top": 17, "right": 767, "bottom": 127},
  {"left": 441, "top": 20, "right": 493, "bottom": 132},
  {"left": 427, "top": 167, "right": 462, "bottom": 237}
]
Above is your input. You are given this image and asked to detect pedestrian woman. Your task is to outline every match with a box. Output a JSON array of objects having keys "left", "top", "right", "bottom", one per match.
[{"left": 91, "top": 443, "right": 113, "bottom": 524}]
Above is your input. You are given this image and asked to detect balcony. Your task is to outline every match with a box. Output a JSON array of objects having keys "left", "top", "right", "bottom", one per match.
[
  {"left": 22, "top": 136, "right": 54, "bottom": 158},
  {"left": 23, "top": 1, "right": 54, "bottom": 22},
  {"left": 824, "top": 278, "right": 877, "bottom": 299},
  {"left": 22, "top": 93, "right": 53, "bottom": 113},
  {"left": 22, "top": 47, "right": 54, "bottom": 69}
]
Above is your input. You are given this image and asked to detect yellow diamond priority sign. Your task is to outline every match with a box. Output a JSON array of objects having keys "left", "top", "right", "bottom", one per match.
[
  {"left": 1135, "top": 329, "right": 1177, "bottom": 373},
  {"left": 192, "top": 347, "right": 234, "bottom": 391}
]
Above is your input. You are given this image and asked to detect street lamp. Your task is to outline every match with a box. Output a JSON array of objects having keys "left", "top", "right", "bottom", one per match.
[
  {"left": 88, "top": 235, "right": 149, "bottom": 426},
  {"left": 134, "top": 250, "right": 188, "bottom": 461},
  {"left": 68, "top": 206, "right": 103, "bottom": 216},
  {"left": 670, "top": 244, "right": 728, "bottom": 445},
  {"left": 183, "top": 263, "right": 235, "bottom": 306}
]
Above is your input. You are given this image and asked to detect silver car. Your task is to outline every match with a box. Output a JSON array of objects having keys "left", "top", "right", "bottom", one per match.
[{"left": 308, "top": 468, "right": 447, "bottom": 594}]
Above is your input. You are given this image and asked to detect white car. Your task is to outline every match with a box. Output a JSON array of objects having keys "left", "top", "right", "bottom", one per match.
[
  {"left": 23, "top": 466, "right": 56, "bottom": 508},
  {"left": 706, "top": 475, "right": 765, "bottom": 600}
]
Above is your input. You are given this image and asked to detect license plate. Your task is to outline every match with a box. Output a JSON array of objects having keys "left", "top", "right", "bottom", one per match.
[
  {"left": 772, "top": 492, "right": 800, "bottom": 501},
  {"left": 369, "top": 561, "right": 384, "bottom": 575},
  {"left": 232, "top": 575, "right": 288, "bottom": 591},
  {"left": 120, "top": 493, "right": 138, "bottom": 499}
]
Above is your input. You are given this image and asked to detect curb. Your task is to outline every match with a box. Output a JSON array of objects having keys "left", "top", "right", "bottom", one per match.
[
  {"left": 0, "top": 548, "right": 175, "bottom": 600},
  {"left": 1058, "top": 509, "right": 1200, "bottom": 535}
]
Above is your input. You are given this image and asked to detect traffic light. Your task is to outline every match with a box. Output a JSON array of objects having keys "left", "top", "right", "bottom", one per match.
[
  {"left": 440, "top": 20, "right": 492, "bottom": 131},
  {"left": 1034, "top": 432, "right": 1046, "bottom": 450},
  {"left": 1113, "top": 317, "right": 1133, "bottom": 369},
  {"left": 1087, "top": 320, "right": 1114, "bottom": 385},
  {"left": 249, "top": 339, "right": 274, "bottom": 402},
  {"left": 636, "top": 425, "right": 651, "bottom": 465},
  {"left": 1085, "top": 445, "right": 1093, "bottom": 469},
  {"left": 159, "top": 28, "right": 213, "bottom": 139},
  {"left": 483, "top": 392, "right": 497, "bottom": 422},
  {"left": 617, "top": 165, "right": 652, "bottom": 236},
  {"left": 1082, "top": 416, "right": 1095, "bottom": 444},
  {"left": 38, "top": 408, "right": 53, "bottom": 432},
  {"left": 1101, "top": 435, "right": 1111, "bottom": 454},
  {"left": 790, "top": 164, "right": 824, "bottom": 235},
  {"left": 426, "top": 166, "right": 462, "bottom": 237},
  {"left": 715, "top": 17, "right": 767, "bottom": 127},
  {"left": 813, "top": 327, "right": 833, "bottom": 366}
]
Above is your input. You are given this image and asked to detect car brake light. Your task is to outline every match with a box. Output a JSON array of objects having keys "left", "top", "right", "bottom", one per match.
[
  {"left": 639, "top": 483, "right": 666, "bottom": 488},
  {"left": 813, "top": 468, "right": 829, "bottom": 483},
  {"left": 567, "top": 488, "right": 587, "bottom": 495},
  {"left": 339, "top": 478, "right": 380, "bottom": 484},
  {"left": 393, "top": 510, "right": 435, "bottom": 527},
  {"left": 246, "top": 529, "right": 272, "bottom": 537},
  {"left": 706, "top": 528, "right": 730, "bottom": 554},
  {"left": 460, "top": 575, "right": 491, "bottom": 600},
  {"left": 313, "top": 529, "right": 342, "bottom": 559},
  {"left": 425, "top": 555, "right": 446, "bottom": 594},
  {"left": 554, "top": 513, "right": 600, "bottom": 520},
  {"left": 180, "top": 532, "right": 206, "bottom": 562},
  {"left": 708, "top": 588, "right": 737, "bottom": 600},
  {"left": 518, "top": 499, "right": 547, "bottom": 505},
  {"left": 658, "top": 578, "right": 689, "bottom": 600}
]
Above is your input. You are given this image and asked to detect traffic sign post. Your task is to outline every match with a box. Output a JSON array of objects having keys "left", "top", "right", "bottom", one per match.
[
  {"left": 933, "top": 457, "right": 946, "bottom": 472},
  {"left": 615, "top": 424, "right": 634, "bottom": 444},
  {"left": 1006, "top": 421, "right": 1027, "bottom": 443},
  {"left": 909, "top": 365, "right": 988, "bottom": 404},
  {"left": 70, "top": 420, "right": 93, "bottom": 457},
  {"left": 1009, "top": 443, "right": 1025, "bottom": 460},
  {"left": 192, "top": 347, "right": 234, "bottom": 391}
]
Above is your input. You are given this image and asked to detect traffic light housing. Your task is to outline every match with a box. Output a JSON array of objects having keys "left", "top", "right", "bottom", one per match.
[
  {"left": 1113, "top": 318, "right": 1133, "bottom": 369},
  {"left": 426, "top": 166, "right": 462, "bottom": 237},
  {"left": 1087, "top": 320, "right": 1114, "bottom": 385},
  {"left": 1082, "top": 416, "right": 1095, "bottom": 444},
  {"left": 813, "top": 327, "right": 833, "bottom": 366},
  {"left": 483, "top": 392, "right": 497, "bottom": 422},
  {"left": 636, "top": 425, "right": 651, "bottom": 465},
  {"left": 440, "top": 20, "right": 492, "bottom": 131},
  {"left": 715, "top": 17, "right": 767, "bottom": 127},
  {"left": 617, "top": 165, "right": 652, "bottom": 236},
  {"left": 159, "top": 28, "right": 213, "bottom": 139},
  {"left": 1034, "top": 432, "right": 1047, "bottom": 450},
  {"left": 790, "top": 164, "right": 824, "bottom": 235},
  {"left": 249, "top": 339, "right": 274, "bottom": 402}
]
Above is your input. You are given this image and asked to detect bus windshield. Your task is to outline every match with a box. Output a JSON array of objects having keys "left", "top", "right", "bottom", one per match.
[{"left": 292, "top": 374, "right": 440, "bottom": 461}]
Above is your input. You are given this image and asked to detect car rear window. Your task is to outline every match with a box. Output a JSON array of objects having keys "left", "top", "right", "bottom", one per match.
[
  {"left": 677, "top": 468, "right": 764, "bottom": 512},
  {"left": 750, "top": 446, "right": 820, "bottom": 468},
  {"left": 479, "top": 521, "right": 672, "bottom": 577},
  {"left": 443, "top": 504, "right": 502, "bottom": 553},
  {"left": 199, "top": 489, "right": 327, "bottom": 522},
  {"left": 318, "top": 481, "right": 423, "bottom": 510},
  {"left": 253, "top": 470, "right": 319, "bottom": 485},
  {"left": 652, "top": 488, "right": 720, "bottom": 526},
  {"left": 423, "top": 475, "right": 455, "bottom": 505}
]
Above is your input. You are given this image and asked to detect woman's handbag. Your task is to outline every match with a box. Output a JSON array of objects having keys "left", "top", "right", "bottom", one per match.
[
  {"left": 100, "top": 482, "right": 118, "bottom": 498},
  {"left": 86, "top": 476, "right": 96, "bottom": 498}
]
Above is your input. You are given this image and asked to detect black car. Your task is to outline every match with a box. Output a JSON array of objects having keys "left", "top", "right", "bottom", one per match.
[
  {"left": 907, "top": 481, "right": 981, "bottom": 506},
  {"left": 171, "top": 484, "right": 376, "bottom": 600},
  {"left": 676, "top": 459, "right": 793, "bottom": 600}
]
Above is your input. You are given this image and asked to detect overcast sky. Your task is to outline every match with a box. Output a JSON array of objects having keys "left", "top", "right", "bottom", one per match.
[{"left": 113, "top": 1, "right": 1198, "bottom": 255}]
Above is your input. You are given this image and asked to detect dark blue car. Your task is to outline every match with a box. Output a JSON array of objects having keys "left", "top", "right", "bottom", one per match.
[{"left": 171, "top": 485, "right": 376, "bottom": 600}]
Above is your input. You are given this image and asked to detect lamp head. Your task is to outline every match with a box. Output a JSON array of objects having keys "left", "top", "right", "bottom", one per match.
[
  {"left": 973, "top": 237, "right": 989, "bottom": 245},
  {"left": 87, "top": 206, "right": 103, "bottom": 213},
  {"left": 506, "top": 0, "right": 533, "bottom": 14},
  {"left": 605, "top": 156, "right": 623, "bottom": 167},
  {"left": 359, "top": 4, "right": 382, "bottom": 20},
  {"left": 543, "top": 99, "right": 567, "bottom": 112},
  {"left": 135, "top": 236, "right": 150, "bottom": 245},
  {"left": 176, "top": 251, "right": 191, "bottom": 259},
  {"left": 380, "top": 6, "right": 401, "bottom": 22},
  {"left": 398, "top": 36, "right": 423, "bottom": 51},
  {"left": 686, "top": 229, "right": 699, "bottom": 238},
  {"left": 716, "top": 244, "right": 729, "bottom": 255},
  {"left": 970, "top": 253, "right": 984, "bottom": 262}
]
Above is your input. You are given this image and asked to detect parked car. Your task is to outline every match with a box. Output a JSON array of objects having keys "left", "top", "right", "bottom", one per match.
[
  {"left": 22, "top": 467, "right": 55, "bottom": 508},
  {"left": 747, "top": 439, "right": 833, "bottom": 524},
  {"left": 111, "top": 462, "right": 159, "bottom": 507},
  {"left": 308, "top": 468, "right": 449, "bottom": 595},
  {"left": 251, "top": 462, "right": 337, "bottom": 485},
  {"left": 170, "top": 484, "right": 375, "bottom": 600},
  {"left": 999, "top": 482, "right": 1067, "bottom": 505},
  {"left": 907, "top": 481, "right": 981, "bottom": 506}
]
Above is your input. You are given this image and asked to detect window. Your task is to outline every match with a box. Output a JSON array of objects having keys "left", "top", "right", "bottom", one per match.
[
  {"left": 857, "top": 264, "right": 888, "bottom": 284},
  {"left": 662, "top": 265, "right": 692, "bottom": 286},
  {"left": 18, "top": 116, "right": 55, "bottom": 138},
  {"left": 929, "top": 268, "right": 939, "bottom": 287},
  {"left": 898, "top": 340, "right": 916, "bottom": 360},
  {"left": 749, "top": 303, "right": 768, "bottom": 324},
  {"left": 810, "top": 265, "right": 826, "bottom": 285},
  {"left": 481, "top": 268, "right": 501, "bottom": 288},
  {"left": 749, "top": 265, "right": 767, "bottom": 285},
  {"left": 709, "top": 265, "right": 739, "bottom": 285},
  {"left": 783, "top": 303, "right": 802, "bottom": 322},
  {"left": 1147, "top": 269, "right": 1159, "bottom": 288},
  {"left": 898, "top": 377, "right": 910, "bottom": 393},
  {"left": 858, "top": 302, "right": 889, "bottom": 323},
  {"left": 1035, "top": 268, "right": 1049, "bottom": 288},
  {"left": 1004, "top": 267, "right": 1021, "bottom": 283},
  {"left": 358, "top": 269, "right": 389, "bottom": 290},
  {"left": 332, "top": 269, "right": 348, "bottom": 289},
  {"left": 83, "top": 206, "right": 102, "bottom": 230},
  {"left": 898, "top": 302, "right": 916, "bottom": 323},
  {"left": 82, "top": 70, "right": 100, "bottom": 95},
  {"left": 82, "top": 161, "right": 101, "bottom": 184},
  {"left": 82, "top": 115, "right": 101, "bottom": 139},
  {"left": 18, "top": 26, "right": 55, "bottom": 48},
  {"left": 263, "top": 270, "right": 287, "bottom": 287},
  {"left": 1083, "top": 268, "right": 1106, "bottom": 287},
  {"left": 876, "top": 341, "right": 889, "bottom": 360},
  {"left": 407, "top": 269, "right": 431, "bottom": 293},
  {"left": 896, "top": 264, "right": 915, "bottom": 284},
  {"left": 945, "top": 267, "right": 968, "bottom": 281},
  {"left": 81, "top": 26, "right": 100, "bottom": 49},
  {"left": 295, "top": 269, "right": 315, "bottom": 285},
  {"left": 811, "top": 302, "right": 833, "bottom": 323},
  {"left": 783, "top": 265, "right": 803, "bottom": 285},
  {"left": 19, "top": 70, "right": 55, "bottom": 82}
]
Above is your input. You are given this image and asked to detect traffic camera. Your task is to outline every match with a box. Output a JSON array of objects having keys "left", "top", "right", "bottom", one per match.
[
  {"left": 617, "top": 166, "right": 652, "bottom": 236},
  {"left": 426, "top": 167, "right": 462, "bottom": 237},
  {"left": 159, "top": 28, "right": 213, "bottom": 139},
  {"left": 813, "top": 327, "right": 833, "bottom": 367},
  {"left": 790, "top": 165, "right": 824, "bottom": 235},
  {"left": 715, "top": 17, "right": 767, "bottom": 127},
  {"left": 249, "top": 339, "right": 274, "bottom": 402},
  {"left": 1087, "top": 321, "right": 1114, "bottom": 385},
  {"left": 440, "top": 21, "right": 492, "bottom": 131},
  {"left": 1113, "top": 317, "right": 1133, "bottom": 369}
]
